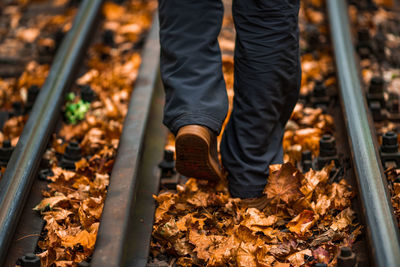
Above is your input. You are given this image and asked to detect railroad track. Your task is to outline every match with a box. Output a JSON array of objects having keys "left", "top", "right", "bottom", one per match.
[
  {"left": 0, "top": 0, "right": 399, "bottom": 266},
  {"left": 0, "top": 0, "right": 76, "bottom": 165},
  {"left": 0, "top": 0, "right": 78, "bottom": 264},
  {"left": 349, "top": 0, "right": 400, "bottom": 229},
  {"left": 0, "top": 0, "right": 101, "bottom": 265},
  {"left": 327, "top": 1, "right": 400, "bottom": 266}
]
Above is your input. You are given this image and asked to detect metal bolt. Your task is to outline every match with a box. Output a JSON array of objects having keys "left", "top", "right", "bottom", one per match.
[
  {"left": 38, "top": 169, "right": 54, "bottom": 181},
  {"left": 0, "top": 140, "right": 14, "bottom": 167},
  {"left": 80, "top": 85, "right": 96, "bottom": 103},
  {"left": 53, "top": 29, "right": 65, "bottom": 50},
  {"left": 381, "top": 131, "right": 398, "bottom": 153},
  {"left": 3, "top": 140, "right": 11, "bottom": 148},
  {"left": 319, "top": 134, "right": 336, "bottom": 157},
  {"left": 20, "top": 253, "right": 40, "bottom": 267},
  {"left": 358, "top": 29, "right": 370, "bottom": 42},
  {"left": 158, "top": 150, "right": 175, "bottom": 178},
  {"left": 0, "top": 111, "right": 8, "bottom": 129},
  {"left": 302, "top": 150, "right": 313, "bottom": 172},
  {"left": 64, "top": 141, "right": 82, "bottom": 161},
  {"left": 27, "top": 85, "right": 40, "bottom": 103},
  {"left": 25, "top": 85, "right": 40, "bottom": 114},
  {"left": 11, "top": 101, "right": 23, "bottom": 117},
  {"left": 341, "top": 247, "right": 352, "bottom": 257},
  {"left": 60, "top": 141, "right": 82, "bottom": 170},
  {"left": 336, "top": 247, "right": 356, "bottom": 267},
  {"left": 302, "top": 150, "right": 312, "bottom": 161},
  {"left": 369, "top": 101, "right": 384, "bottom": 121},
  {"left": 313, "top": 81, "right": 327, "bottom": 97},
  {"left": 369, "top": 77, "right": 384, "bottom": 94},
  {"left": 102, "top": 29, "right": 115, "bottom": 47}
]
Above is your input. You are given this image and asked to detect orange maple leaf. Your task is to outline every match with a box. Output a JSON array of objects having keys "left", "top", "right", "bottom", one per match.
[{"left": 264, "top": 163, "right": 303, "bottom": 204}]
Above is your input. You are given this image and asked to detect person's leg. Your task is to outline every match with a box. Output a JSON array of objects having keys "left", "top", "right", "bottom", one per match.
[
  {"left": 221, "top": 0, "right": 301, "bottom": 198},
  {"left": 158, "top": 0, "right": 228, "bottom": 136}
]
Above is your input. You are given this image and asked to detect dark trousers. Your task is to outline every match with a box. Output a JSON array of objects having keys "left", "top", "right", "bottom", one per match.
[{"left": 158, "top": 0, "right": 301, "bottom": 198}]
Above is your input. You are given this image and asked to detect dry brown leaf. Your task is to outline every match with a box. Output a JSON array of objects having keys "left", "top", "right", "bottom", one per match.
[
  {"left": 34, "top": 194, "right": 68, "bottom": 212},
  {"left": 243, "top": 208, "right": 277, "bottom": 227},
  {"left": 330, "top": 207, "right": 355, "bottom": 231},
  {"left": 312, "top": 194, "right": 331, "bottom": 216},
  {"left": 264, "top": 163, "right": 303, "bottom": 204},
  {"left": 102, "top": 2, "right": 125, "bottom": 20},
  {"left": 236, "top": 242, "right": 258, "bottom": 267},
  {"left": 287, "top": 249, "right": 312, "bottom": 267},
  {"left": 43, "top": 208, "right": 73, "bottom": 222},
  {"left": 287, "top": 210, "right": 317, "bottom": 235},
  {"left": 156, "top": 218, "right": 179, "bottom": 240},
  {"left": 313, "top": 246, "right": 330, "bottom": 264},
  {"left": 154, "top": 193, "right": 176, "bottom": 223},
  {"left": 186, "top": 191, "right": 209, "bottom": 207},
  {"left": 61, "top": 229, "right": 97, "bottom": 250},
  {"left": 189, "top": 229, "right": 236, "bottom": 265},
  {"left": 255, "top": 246, "right": 275, "bottom": 267},
  {"left": 176, "top": 257, "right": 193, "bottom": 267},
  {"left": 328, "top": 179, "right": 353, "bottom": 209},
  {"left": 174, "top": 238, "right": 192, "bottom": 256}
]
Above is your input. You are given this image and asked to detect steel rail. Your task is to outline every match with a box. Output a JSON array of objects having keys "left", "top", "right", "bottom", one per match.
[
  {"left": 327, "top": 0, "right": 400, "bottom": 266},
  {"left": 0, "top": 0, "right": 103, "bottom": 263},
  {"left": 91, "top": 15, "right": 163, "bottom": 267}
]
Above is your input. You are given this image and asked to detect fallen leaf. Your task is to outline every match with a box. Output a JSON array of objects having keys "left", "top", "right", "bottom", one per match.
[
  {"left": 264, "top": 163, "right": 303, "bottom": 204},
  {"left": 330, "top": 207, "right": 355, "bottom": 231},
  {"left": 287, "top": 210, "right": 317, "bottom": 235},
  {"left": 61, "top": 229, "right": 97, "bottom": 250},
  {"left": 34, "top": 194, "right": 68, "bottom": 211},
  {"left": 287, "top": 249, "right": 312, "bottom": 267},
  {"left": 313, "top": 247, "right": 330, "bottom": 264}
]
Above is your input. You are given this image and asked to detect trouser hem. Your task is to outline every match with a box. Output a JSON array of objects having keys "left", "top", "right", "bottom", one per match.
[
  {"left": 228, "top": 182, "right": 266, "bottom": 199},
  {"left": 167, "top": 113, "right": 224, "bottom": 135}
]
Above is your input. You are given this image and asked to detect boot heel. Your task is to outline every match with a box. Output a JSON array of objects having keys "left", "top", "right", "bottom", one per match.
[{"left": 175, "top": 125, "right": 222, "bottom": 181}]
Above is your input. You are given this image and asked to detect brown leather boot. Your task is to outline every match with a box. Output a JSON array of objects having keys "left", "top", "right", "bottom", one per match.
[{"left": 175, "top": 125, "right": 223, "bottom": 181}]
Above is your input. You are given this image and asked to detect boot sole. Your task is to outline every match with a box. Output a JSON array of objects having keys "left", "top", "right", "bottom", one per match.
[{"left": 175, "top": 126, "right": 222, "bottom": 181}]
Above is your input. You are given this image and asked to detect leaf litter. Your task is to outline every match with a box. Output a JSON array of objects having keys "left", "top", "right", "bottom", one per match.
[
  {"left": 151, "top": 162, "right": 359, "bottom": 266},
  {"left": 31, "top": 1, "right": 156, "bottom": 266},
  {"left": 150, "top": 0, "right": 363, "bottom": 266},
  {"left": 0, "top": 1, "right": 76, "bottom": 175}
]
